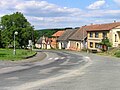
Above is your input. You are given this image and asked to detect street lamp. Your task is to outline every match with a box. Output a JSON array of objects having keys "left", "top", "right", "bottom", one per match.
[
  {"left": 0, "top": 25, "right": 3, "bottom": 47},
  {"left": 13, "top": 31, "right": 18, "bottom": 55}
]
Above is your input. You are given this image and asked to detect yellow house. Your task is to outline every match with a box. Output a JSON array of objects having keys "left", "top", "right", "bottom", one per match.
[{"left": 86, "top": 22, "right": 120, "bottom": 51}]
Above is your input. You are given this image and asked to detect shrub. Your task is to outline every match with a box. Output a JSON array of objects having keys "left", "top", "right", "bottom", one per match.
[{"left": 114, "top": 50, "right": 120, "bottom": 57}]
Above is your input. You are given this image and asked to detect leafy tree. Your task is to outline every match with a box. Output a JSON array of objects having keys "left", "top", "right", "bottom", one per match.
[
  {"left": 99, "top": 37, "right": 112, "bottom": 51},
  {"left": 1, "top": 12, "right": 34, "bottom": 48},
  {"left": 34, "top": 28, "right": 65, "bottom": 41}
]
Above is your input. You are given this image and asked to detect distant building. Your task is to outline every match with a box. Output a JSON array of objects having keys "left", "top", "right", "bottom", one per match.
[
  {"left": 35, "top": 36, "right": 51, "bottom": 49},
  {"left": 57, "top": 29, "right": 77, "bottom": 50},
  {"left": 68, "top": 27, "right": 87, "bottom": 51},
  {"left": 51, "top": 30, "right": 65, "bottom": 49}
]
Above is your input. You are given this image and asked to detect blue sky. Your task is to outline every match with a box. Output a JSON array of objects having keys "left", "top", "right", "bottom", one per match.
[{"left": 0, "top": 0, "right": 120, "bottom": 29}]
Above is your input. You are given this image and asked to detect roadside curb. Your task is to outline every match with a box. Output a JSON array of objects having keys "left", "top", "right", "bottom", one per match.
[{"left": 22, "top": 52, "right": 37, "bottom": 59}]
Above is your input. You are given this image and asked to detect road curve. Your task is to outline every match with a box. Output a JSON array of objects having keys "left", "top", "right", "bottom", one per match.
[{"left": 0, "top": 50, "right": 90, "bottom": 90}]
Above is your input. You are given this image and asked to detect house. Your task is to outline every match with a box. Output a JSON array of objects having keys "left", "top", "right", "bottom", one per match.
[
  {"left": 57, "top": 29, "right": 77, "bottom": 49},
  {"left": 35, "top": 36, "right": 51, "bottom": 49},
  {"left": 51, "top": 30, "right": 65, "bottom": 49},
  {"left": 68, "top": 27, "right": 87, "bottom": 51},
  {"left": 86, "top": 22, "right": 120, "bottom": 51}
]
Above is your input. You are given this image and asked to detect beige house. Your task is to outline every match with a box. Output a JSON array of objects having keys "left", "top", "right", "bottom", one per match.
[
  {"left": 57, "top": 29, "right": 77, "bottom": 49},
  {"left": 86, "top": 22, "right": 120, "bottom": 51},
  {"left": 68, "top": 27, "right": 87, "bottom": 51}
]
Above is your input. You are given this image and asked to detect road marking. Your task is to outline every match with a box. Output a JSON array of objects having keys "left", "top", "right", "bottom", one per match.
[
  {"left": 11, "top": 57, "right": 92, "bottom": 90},
  {"left": 48, "top": 58, "right": 53, "bottom": 60},
  {"left": 60, "top": 57, "right": 65, "bottom": 59},
  {"left": 84, "top": 56, "right": 91, "bottom": 62},
  {"left": 54, "top": 57, "right": 59, "bottom": 60}
]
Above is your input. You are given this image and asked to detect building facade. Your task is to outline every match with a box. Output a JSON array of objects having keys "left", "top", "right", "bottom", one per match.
[{"left": 87, "top": 22, "right": 120, "bottom": 51}]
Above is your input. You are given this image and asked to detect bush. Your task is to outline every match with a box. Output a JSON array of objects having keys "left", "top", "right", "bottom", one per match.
[{"left": 114, "top": 50, "right": 120, "bottom": 57}]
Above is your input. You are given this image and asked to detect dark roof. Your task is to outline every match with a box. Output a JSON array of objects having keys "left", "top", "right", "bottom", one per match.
[
  {"left": 57, "top": 29, "right": 77, "bottom": 41},
  {"left": 86, "top": 22, "right": 120, "bottom": 31},
  {"left": 36, "top": 37, "right": 42, "bottom": 44},
  {"left": 69, "top": 27, "right": 87, "bottom": 41}
]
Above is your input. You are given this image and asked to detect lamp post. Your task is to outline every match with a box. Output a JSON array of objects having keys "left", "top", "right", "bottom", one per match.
[
  {"left": 13, "top": 31, "right": 18, "bottom": 55},
  {"left": 0, "top": 25, "right": 3, "bottom": 47}
]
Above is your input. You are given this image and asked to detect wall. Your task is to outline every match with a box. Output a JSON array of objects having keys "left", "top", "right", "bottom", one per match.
[
  {"left": 69, "top": 40, "right": 82, "bottom": 51},
  {"left": 111, "top": 26, "right": 120, "bottom": 47},
  {"left": 87, "top": 31, "right": 109, "bottom": 50}
]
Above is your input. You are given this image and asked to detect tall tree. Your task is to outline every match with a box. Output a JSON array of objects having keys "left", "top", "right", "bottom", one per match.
[{"left": 1, "top": 12, "right": 34, "bottom": 48}]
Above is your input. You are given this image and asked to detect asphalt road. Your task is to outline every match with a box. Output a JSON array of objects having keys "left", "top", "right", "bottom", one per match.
[
  {"left": 36, "top": 51, "right": 120, "bottom": 90},
  {"left": 0, "top": 50, "right": 89, "bottom": 90}
]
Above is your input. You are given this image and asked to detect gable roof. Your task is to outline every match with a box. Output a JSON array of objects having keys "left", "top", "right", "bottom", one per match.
[
  {"left": 85, "top": 22, "right": 120, "bottom": 31},
  {"left": 36, "top": 37, "right": 42, "bottom": 44},
  {"left": 57, "top": 29, "right": 77, "bottom": 41},
  {"left": 69, "top": 27, "right": 87, "bottom": 41},
  {"left": 52, "top": 31, "right": 65, "bottom": 37},
  {"left": 36, "top": 36, "right": 51, "bottom": 44}
]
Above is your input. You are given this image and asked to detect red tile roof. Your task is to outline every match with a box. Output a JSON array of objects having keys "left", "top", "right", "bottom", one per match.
[
  {"left": 52, "top": 31, "right": 65, "bottom": 37},
  {"left": 85, "top": 22, "right": 120, "bottom": 31}
]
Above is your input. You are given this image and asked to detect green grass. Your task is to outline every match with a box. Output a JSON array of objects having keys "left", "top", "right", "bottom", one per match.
[
  {"left": 98, "top": 48, "right": 120, "bottom": 58},
  {"left": 114, "top": 50, "right": 120, "bottom": 57},
  {"left": 0, "top": 49, "right": 36, "bottom": 61}
]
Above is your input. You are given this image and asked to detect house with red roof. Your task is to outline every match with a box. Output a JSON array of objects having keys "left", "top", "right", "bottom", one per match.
[
  {"left": 51, "top": 30, "right": 65, "bottom": 49},
  {"left": 86, "top": 22, "right": 120, "bottom": 51}
]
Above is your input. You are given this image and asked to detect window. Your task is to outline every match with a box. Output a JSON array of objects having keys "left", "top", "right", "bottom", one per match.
[
  {"left": 95, "top": 32, "right": 99, "bottom": 38},
  {"left": 90, "top": 42, "right": 93, "bottom": 48},
  {"left": 115, "top": 34, "right": 117, "bottom": 42},
  {"left": 95, "top": 43, "right": 99, "bottom": 48},
  {"left": 90, "top": 32, "right": 93, "bottom": 37},
  {"left": 103, "top": 32, "right": 107, "bottom": 39}
]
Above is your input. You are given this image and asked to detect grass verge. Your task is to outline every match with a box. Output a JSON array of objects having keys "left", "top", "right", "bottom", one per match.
[
  {"left": 98, "top": 48, "right": 120, "bottom": 58},
  {"left": 0, "top": 49, "right": 36, "bottom": 61}
]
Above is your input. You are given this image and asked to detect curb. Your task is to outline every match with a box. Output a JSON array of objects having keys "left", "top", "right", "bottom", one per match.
[{"left": 22, "top": 52, "right": 37, "bottom": 59}]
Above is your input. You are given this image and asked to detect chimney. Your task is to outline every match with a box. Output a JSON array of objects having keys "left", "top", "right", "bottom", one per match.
[
  {"left": 114, "top": 20, "right": 116, "bottom": 23},
  {"left": 91, "top": 23, "right": 93, "bottom": 25}
]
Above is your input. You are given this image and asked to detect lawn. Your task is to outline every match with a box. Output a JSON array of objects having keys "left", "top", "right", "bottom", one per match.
[{"left": 0, "top": 49, "right": 36, "bottom": 61}]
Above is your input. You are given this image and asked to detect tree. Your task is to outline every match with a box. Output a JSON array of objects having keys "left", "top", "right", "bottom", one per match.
[
  {"left": 99, "top": 37, "right": 112, "bottom": 51},
  {"left": 1, "top": 12, "right": 34, "bottom": 48}
]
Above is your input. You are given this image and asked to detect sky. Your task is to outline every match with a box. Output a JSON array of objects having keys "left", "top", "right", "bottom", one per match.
[{"left": 0, "top": 0, "right": 120, "bottom": 29}]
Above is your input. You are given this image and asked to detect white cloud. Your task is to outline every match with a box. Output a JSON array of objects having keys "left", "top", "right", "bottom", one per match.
[
  {"left": 113, "top": 0, "right": 120, "bottom": 5},
  {"left": 0, "top": 0, "right": 120, "bottom": 29},
  {"left": 87, "top": 0, "right": 106, "bottom": 9},
  {"left": 15, "top": 0, "right": 81, "bottom": 17}
]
